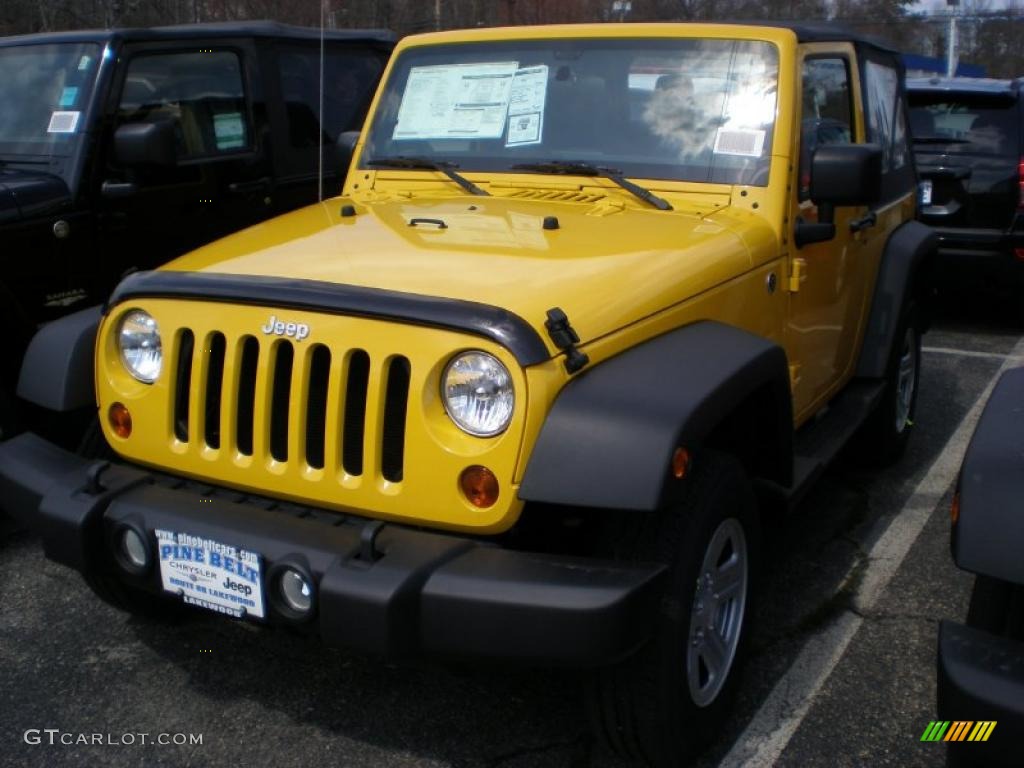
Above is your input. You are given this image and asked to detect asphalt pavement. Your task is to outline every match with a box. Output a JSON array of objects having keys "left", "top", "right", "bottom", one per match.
[{"left": 1, "top": 316, "right": 1022, "bottom": 768}]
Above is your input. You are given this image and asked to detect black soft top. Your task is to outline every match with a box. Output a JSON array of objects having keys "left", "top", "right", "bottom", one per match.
[
  {"left": 0, "top": 20, "right": 395, "bottom": 48},
  {"left": 721, "top": 20, "right": 899, "bottom": 55},
  {"left": 906, "top": 76, "right": 1022, "bottom": 98}
]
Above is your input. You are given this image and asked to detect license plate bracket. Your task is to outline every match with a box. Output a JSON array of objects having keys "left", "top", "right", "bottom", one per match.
[{"left": 156, "top": 529, "right": 266, "bottom": 619}]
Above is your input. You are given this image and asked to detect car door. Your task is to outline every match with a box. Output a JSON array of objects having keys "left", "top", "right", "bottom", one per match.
[
  {"left": 96, "top": 37, "right": 273, "bottom": 280},
  {"left": 787, "top": 45, "right": 870, "bottom": 421}
]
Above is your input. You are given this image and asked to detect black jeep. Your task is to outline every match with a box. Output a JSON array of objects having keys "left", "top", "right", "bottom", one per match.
[
  {"left": 0, "top": 21, "right": 393, "bottom": 436},
  {"left": 907, "top": 77, "right": 1024, "bottom": 323}
]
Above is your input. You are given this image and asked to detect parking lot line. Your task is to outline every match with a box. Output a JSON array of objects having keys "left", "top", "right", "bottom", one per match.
[
  {"left": 922, "top": 346, "right": 1009, "bottom": 360},
  {"left": 718, "top": 336, "right": 1024, "bottom": 768}
]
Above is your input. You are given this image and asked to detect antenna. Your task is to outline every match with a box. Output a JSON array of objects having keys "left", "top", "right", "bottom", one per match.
[{"left": 318, "top": 0, "right": 326, "bottom": 202}]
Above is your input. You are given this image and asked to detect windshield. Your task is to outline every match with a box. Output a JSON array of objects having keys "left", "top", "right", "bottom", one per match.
[
  {"left": 908, "top": 93, "right": 1020, "bottom": 156},
  {"left": 363, "top": 38, "right": 779, "bottom": 186},
  {"left": 0, "top": 42, "right": 102, "bottom": 158}
]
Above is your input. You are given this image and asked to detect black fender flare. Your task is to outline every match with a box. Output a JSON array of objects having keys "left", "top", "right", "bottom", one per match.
[
  {"left": 17, "top": 305, "right": 101, "bottom": 412},
  {"left": 856, "top": 220, "right": 936, "bottom": 378},
  {"left": 518, "top": 321, "right": 793, "bottom": 511},
  {"left": 952, "top": 367, "right": 1024, "bottom": 584}
]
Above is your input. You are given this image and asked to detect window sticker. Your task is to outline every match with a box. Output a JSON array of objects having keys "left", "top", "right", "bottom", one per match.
[
  {"left": 713, "top": 128, "right": 766, "bottom": 157},
  {"left": 47, "top": 111, "right": 81, "bottom": 134},
  {"left": 393, "top": 62, "right": 518, "bottom": 140},
  {"left": 505, "top": 65, "right": 548, "bottom": 147},
  {"left": 213, "top": 112, "right": 246, "bottom": 150},
  {"left": 78, "top": 55, "right": 92, "bottom": 71},
  {"left": 59, "top": 86, "right": 79, "bottom": 108}
]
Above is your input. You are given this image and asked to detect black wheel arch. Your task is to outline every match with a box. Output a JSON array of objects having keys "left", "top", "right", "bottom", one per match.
[
  {"left": 17, "top": 304, "right": 101, "bottom": 413},
  {"left": 856, "top": 220, "right": 937, "bottom": 379},
  {"left": 952, "top": 367, "right": 1024, "bottom": 585},
  {"left": 518, "top": 321, "right": 793, "bottom": 512}
]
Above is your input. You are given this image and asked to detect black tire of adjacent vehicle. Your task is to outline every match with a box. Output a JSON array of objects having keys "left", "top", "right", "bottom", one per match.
[
  {"left": 858, "top": 302, "right": 921, "bottom": 466},
  {"left": 0, "top": 386, "right": 18, "bottom": 443},
  {"left": 965, "top": 574, "right": 1024, "bottom": 641},
  {"left": 77, "top": 418, "right": 187, "bottom": 620},
  {"left": 589, "top": 451, "right": 759, "bottom": 767}
]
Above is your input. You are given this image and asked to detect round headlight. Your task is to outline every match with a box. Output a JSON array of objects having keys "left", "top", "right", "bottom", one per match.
[
  {"left": 442, "top": 352, "right": 514, "bottom": 437},
  {"left": 118, "top": 310, "right": 162, "bottom": 383}
]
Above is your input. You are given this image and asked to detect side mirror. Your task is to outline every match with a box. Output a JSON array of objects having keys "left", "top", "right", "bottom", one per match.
[
  {"left": 796, "top": 143, "right": 882, "bottom": 248},
  {"left": 112, "top": 121, "right": 176, "bottom": 167},
  {"left": 336, "top": 130, "right": 360, "bottom": 180}
]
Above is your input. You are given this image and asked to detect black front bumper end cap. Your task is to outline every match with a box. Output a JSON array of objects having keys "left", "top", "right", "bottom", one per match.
[
  {"left": 0, "top": 433, "right": 665, "bottom": 666},
  {"left": 938, "top": 619, "right": 1024, "bottom": 767}
]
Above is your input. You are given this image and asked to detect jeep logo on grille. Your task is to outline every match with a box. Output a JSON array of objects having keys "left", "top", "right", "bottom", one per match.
[{"left": 261, "top": 315, "right": 310, "bottom": 342}]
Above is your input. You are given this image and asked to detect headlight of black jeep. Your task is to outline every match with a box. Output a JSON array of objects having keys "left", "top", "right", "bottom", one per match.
[
  {"left": 442, "top": 351, "right": 514, "bottom": 437},
  {"left": 118, "top": 309, "right": 162, "bottom": 384}
]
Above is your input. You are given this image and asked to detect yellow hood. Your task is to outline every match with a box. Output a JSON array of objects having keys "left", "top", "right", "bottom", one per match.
[{"left": 167, "top": 194, "right": 765, "bottom": 355}]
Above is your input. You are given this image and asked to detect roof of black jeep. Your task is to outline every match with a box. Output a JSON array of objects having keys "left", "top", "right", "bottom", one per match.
[
  {"left": 0, "top": 20, "right": 395, "bottom": 48},
  {"left": 906, "top": 76, "right": 1021, "bottom": 97}
]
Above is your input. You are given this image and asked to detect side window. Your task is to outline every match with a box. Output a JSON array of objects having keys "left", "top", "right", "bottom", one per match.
[
  {"left": 276, "top": 45, "right": 385, "bottom": 174},
  {"left": 117, "top": 51, "right": 249, "bottom": 161},
  {"left": 864, "top": 59, "right": 909, "bottom": 173},
  {"left": 799, "top": 57, "right": 853, "bottom": 202}
]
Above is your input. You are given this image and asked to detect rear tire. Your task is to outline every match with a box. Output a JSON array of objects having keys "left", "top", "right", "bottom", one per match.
[
  {"left": 856, "top": 302, "right": 921, "bottom": 465},
  {"left": 588, "top": 451, "right": 759, "bottom": 767}
]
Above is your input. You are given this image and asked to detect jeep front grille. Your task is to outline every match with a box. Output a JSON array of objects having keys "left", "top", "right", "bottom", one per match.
[{"left": 171, "top": 330, "right": 410, "bottom": 481}]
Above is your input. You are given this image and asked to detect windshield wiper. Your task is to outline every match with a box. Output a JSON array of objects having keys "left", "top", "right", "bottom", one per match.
[
  {"left": 366, "top": 156, "right": 489, "bottom": 197},
  {"left": 511, "top": 161, "right": 673, "bottom": 211}
]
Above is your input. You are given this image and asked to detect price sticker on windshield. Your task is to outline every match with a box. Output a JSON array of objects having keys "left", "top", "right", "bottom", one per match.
[{"left": 47, "top": 111, "right": 81, "bottom": 134}]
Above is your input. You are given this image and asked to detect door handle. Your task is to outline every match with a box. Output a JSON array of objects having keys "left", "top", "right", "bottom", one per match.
[
  {"left": 228, "top": 177, "right": 271, "bottom": 195},
  {"left": 101, "top": 180, "right": 138, "bottom": 199},
  {"left": 849, "top": 211, "right": 877, "bottom": 233}
]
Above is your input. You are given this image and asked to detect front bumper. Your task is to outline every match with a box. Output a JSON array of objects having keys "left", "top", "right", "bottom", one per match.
[
  {"left": 0, "top": 433, "right": 664, "bottom": 666},
  {"left": 937, "top": 620, "right": 1024, "bottom": 767}
]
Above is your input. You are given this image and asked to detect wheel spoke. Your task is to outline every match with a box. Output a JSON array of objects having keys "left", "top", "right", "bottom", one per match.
[
  {"left": 701, "top": 626, "right": 728, "bottom": 681},
  {"left": 715, "top": 557, "right": 744, "bottom": 601}
]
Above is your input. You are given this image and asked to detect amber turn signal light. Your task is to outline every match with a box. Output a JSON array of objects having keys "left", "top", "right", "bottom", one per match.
[
  {"left": 108, "top": 402, "right": 132, "bottom": 439},
  {"left": 460, "top": 465, "right": 499, "bottom": 508},
  {"left": 672, "top": 447, "right": 691, "bottom": 480}
]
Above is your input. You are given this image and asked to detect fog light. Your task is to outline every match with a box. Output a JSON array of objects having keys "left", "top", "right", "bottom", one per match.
[
  {"left": 460, "top": 465, "right": 499, "bottom": 508},
  {"left": 109, "top": 402, "right": 132, "bottom": 438},
  {"left": 278, "top": 569, "right": 313, "bottom": 614},
  {"left": 120, "top": 528, "right": 148, "bottom": 570}
]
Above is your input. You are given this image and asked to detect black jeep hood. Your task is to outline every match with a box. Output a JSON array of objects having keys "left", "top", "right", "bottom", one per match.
[{"left": 0, "top": 168, "right": 72, "bottom": 224}]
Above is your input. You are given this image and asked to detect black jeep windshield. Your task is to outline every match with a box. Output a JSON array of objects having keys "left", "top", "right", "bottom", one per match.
[
  {"left": 0, "top": 42, "right": 102, "bottom": 158},
  {"left": 363, "top": 38, "right": 779, "bottom": 186}
]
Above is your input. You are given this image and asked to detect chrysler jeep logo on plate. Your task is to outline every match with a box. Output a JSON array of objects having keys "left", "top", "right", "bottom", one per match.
[
  {"left": 261, "top": 315, "right": 310, "bottom": 341},
  {"left": 155, "top": 530, "right": 265, "bottom": 619}
]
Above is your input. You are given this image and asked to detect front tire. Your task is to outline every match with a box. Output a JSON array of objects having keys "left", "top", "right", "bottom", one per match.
[{"left": 589, "top": 451, "right": 759, "bottom": 767}]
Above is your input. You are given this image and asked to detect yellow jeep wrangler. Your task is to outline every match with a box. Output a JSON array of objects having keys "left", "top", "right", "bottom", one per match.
[{"left": 1, "top": 22, "right": 934, "bottom": 765}]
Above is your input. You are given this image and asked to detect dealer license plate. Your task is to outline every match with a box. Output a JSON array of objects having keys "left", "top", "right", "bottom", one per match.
[
  {"left": 919, "top": 179, "right": 932, "bottom": 206},
  {"left": 156, "top": 529, "right": 265, "bottom": 619}
]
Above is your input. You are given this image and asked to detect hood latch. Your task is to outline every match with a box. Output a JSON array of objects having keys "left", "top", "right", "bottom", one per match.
[{"left": 545, "top": 307, "right": 589, "bottom": 375}]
